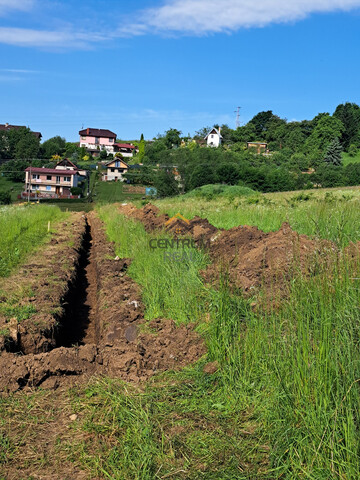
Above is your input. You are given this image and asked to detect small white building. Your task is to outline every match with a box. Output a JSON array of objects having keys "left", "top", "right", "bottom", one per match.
[
  {"left": 103, "top": 158, "right": 129, "bottom": 181},
  {"left": 204, "top": 127, "right": 223, "bottom": 147}
]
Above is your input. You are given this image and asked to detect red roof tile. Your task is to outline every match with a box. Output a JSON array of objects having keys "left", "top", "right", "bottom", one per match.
[{"left": 25, "top": 167, "right": 78, "bottom": 175}]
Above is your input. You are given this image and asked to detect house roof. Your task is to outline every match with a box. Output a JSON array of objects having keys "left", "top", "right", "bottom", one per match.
[
  {"left": 204, "top": 128, "right": 223, "bottom": 140},
  {"left": 79, "top": 128, "right": 117, "bottom": 139},
  {"left": 105, "top": 159, "right": 129, "bottom": 167},
  {"left": 25, "top": 167, "right": 78, "bottom": 175},
  {"left": 115, "top": 143, "right": 136, "bottom": 149},
  {"left": 247, "top": 142, "right": 267, "bottom": 145},
  {"left": 55, "top": 159, "right": 78, "bottom": 169},
  {"left": 0, "top": 124, "right": 42, "bottom": 139}
]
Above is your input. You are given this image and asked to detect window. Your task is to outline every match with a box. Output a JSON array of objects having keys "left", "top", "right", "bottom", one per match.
[
  {"left": 64, "top": 177, "right": 71, "bottom": 182},
  {"left": 110, "top": 168, "right": 115, "bottom": 173},
  {"left": 81, "top": 136, "right": 86, "bottom": 140},
  {"left": 211, "top": 134, "right": 214, "bottom": 138},
  {"left": 115, "top": 161, "right": 120, "bottom": 168},
  {"left": 95, "top": 137, "right": 100, "bottom": 144},
  {"left": 46, "top": 175, "right": 52, "bottom": 181},
  {"left": 109, "top": 138, "right": 114, "bottom": 143},
  {"left": 31, "top": 185, "right": 37, "bottom": 190},
  {"left": 56, "top": 176, "right": 60, "bottom": 183},
  {"left": 46, "top": 186, "right": 51, "bottom": 191},
  {"left": 32, "top": 174, "right": 40, "bottom": 180}
]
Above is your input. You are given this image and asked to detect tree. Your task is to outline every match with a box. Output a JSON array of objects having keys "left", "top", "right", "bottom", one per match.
[
  {"left": 153, "top": 168, "right": 179, "bottom": 197},
  {"left": 41, "top": 136, "right": 66, "bottom": 158},
  {"left": 324, "top": 138, "right": 343, "bottom": 166},
  {"left": 99, "top": 149, "right": 108, "bottom": 160},
  {"left": 249, "top": 110, "right": 276, "bottom": 138},
  {"left": 304, "top": 115, "right": 344, "bottom": 156},
  {"left": 138, "top": 133, "right": 145, "bottom": 161},
  {"left": 217, "top": 163, "right": 240, "bottom": 184},
  {"left": 348, "top": 144, "right": 358, "bottom": 157},
  {"left": 164, "top": 128, "right": 182, "bottom": 149},
  {"left": 333, "top": 102, "right": 360, "bottom": 150}
]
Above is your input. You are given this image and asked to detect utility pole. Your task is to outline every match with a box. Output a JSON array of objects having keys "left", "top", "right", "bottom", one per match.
[
  {"left": 234, "top": 106, "right": 241, "bottom": 129},
  {"left": 27, "top": 163, "right": 31, "bottom": 203}
]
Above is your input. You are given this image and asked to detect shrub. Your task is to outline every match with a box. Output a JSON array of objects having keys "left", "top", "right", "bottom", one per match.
[
  {"left": 0, "top": 192, "right": 11, "bottom": 205},
  {"left": 70, "top": 187, "right": 82, "bottom": 196}
]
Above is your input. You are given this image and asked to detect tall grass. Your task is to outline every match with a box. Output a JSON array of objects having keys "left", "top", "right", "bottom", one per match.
[
  {"left": 97, "top": 205, "right": 209, "bottom": 323},
  {"left": 154, "top": 193, "right": 360, "bottom": 247},
  {"left": 0, "top": 204, "right": 65, "bottom": 276},
  {"left": 96, "top": 201, "right": 360, "bottom": 478}
]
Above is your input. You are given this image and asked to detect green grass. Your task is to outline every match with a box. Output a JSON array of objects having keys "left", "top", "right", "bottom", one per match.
[
  {"left": 342, "top": 151, "right": 360, "bottom": 166},
  {"left": 3, "top": 190, "right": 360, "bottom": 478},
  {"left": 0, "top": 204, "right": 66, "bottom": 276},
  {"left": 94, "top": 181, "right": 144, "bottom": 204},
  {"left": 97, "top": 205, "right": 209, "bottom": 323},
  {"left": 153, "top": 188, "right": 360, "bottom": 247},
  {"left": 64, "top": 373, "right": 267, "bottom": 479},
  {"left": 96, "top": 199, "right": 360, "bottom": 478}
]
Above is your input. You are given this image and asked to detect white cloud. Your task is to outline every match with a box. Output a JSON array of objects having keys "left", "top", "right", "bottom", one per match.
[
  {"left": 0, "top": 0, "right": 34, "bottom": 16},
  {"left": 0, "top": 27, "right": 108, "bottom": 48},
  {"left": 0, "top": 68, "right": 40, "bottom": 73},
  {"left": 137, "top": 0, "right": 360, "bottom": 34}
]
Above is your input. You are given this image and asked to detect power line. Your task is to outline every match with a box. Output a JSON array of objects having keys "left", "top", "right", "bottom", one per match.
[{"left": 234, "top": 106, "right": 241, "bottom": 129}]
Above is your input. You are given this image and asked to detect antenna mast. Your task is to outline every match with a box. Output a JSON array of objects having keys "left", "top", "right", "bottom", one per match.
[{"left": 234, "top": 106, "right": 241, "bottom": 129}]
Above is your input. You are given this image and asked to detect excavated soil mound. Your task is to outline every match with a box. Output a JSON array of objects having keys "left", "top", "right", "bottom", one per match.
[
  {"left": 119, "top": 202, "right": 169, "bottom": 231},
  {"left": 118, "top": 203, "right": 218, "bottom": 243},
  {"left": 118, "top": 203, "right": 336, "bottom": 296},
  {"left": 0, "top": 212, "right": 205, "bottom": 393},
  {"left": 203, "top": 222, "right": 335, "bottom": 294}
]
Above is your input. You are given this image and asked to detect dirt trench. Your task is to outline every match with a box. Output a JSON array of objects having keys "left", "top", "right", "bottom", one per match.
[{"left": 0, "top": 212, "right": 205, "bottom": 393}]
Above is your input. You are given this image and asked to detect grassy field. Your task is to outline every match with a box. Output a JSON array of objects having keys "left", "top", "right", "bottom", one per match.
[
  {"left": 2, "top": 190, "right": 360, "bottom": 478},
  {"left": 152, "top": 187, "right": 360, "bottom": 247},
  {"left": 0, "top": 204, "right": 66, "bottom": 276},
  {"left": 94, "top": 180, "right": 146, "bottom": 204},
  {"left": 94, "top": 201, "right": 360, "bottom": 478},
  {"left": 342, "top": 151, "right": 360, "bottom": 166}
]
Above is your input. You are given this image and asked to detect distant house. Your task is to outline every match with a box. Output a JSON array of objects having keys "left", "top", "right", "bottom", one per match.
[
  {"left": 79, "top": 128, "right": 117, "bottom": 155},
  {"left": 0, "top": 123, "right": 42, "bottom": 139},
  {"left": 247, "top": 142, "right": 268, "bottom": 154},
  {"left": 114, "top": 143, "right": 137, "bottom": 158},
  {"left": 204, "top": 128, "right": 222, "bottom": 147},
  {"left": 24, "top": 166, "right": 79, "bottom": 198},
  {"left": 103, "top": 158, "right": 129, "bottom": 181},
  {"left": 55, "top": 158, "right": 87, "bottom": 177}
]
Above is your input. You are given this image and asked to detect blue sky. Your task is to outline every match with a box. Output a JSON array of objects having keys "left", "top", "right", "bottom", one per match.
[{"left": 0, "top": 0, "right": 360, "bottom": 141}]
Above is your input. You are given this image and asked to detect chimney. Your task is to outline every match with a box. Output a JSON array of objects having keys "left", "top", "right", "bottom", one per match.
[
  {"left": 87, "top": 128, "right": 89, "bottom": 135},
  {"left": 218, "top": 126, "right": 221, "bottom": 135}
]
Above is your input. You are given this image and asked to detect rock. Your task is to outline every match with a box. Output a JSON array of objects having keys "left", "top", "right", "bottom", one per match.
[{"left": 69, "top": 414, "right": 78, "bottom": 421}]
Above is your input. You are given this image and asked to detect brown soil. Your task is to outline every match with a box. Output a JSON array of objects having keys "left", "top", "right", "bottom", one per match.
[
  {"left": 118, "top": 203, "right": 337, "bottom": 297},
  {"left": 203, "top": 222, "right": 335, "bottom": 295},
  {"left": 0, "top": 212, "right": 205, "bottom": 393}
]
